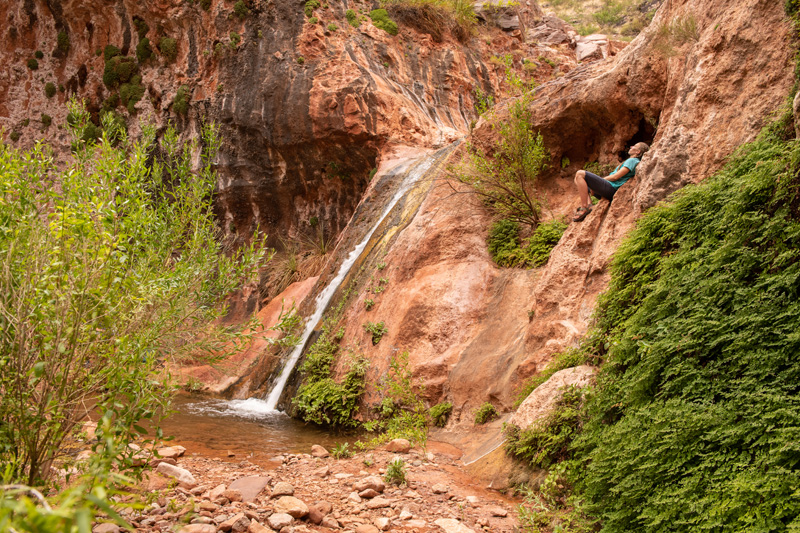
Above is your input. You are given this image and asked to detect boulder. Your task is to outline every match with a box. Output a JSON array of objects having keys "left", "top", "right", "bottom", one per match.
[
  {"left": 229, "top": 477, "right": 271, "bottom": 502},
  {"left": 374, "top": 517, "right": 391, "bottom": 531},
  {"left": 155, "top": 462, "right": 197, "bottom": 489},
  {"left": 353, "top": 476, "right": 385, "bottom": 493},
  {"left": 268, "top": 513, "right": 294, "bottom": 530},
  {"left": 489, "top": 506, "right": 508, "bottom": 517},
  {"left": 385, "top": 439, "right": 411, "bottom": 453},
  {"left": 510, "top": 366, "right": 596, "bottom": 430},
  {"left": 308, "top": 501, "right": 333, "bottom": 524},
  {"left": 273, "top": 496, "right": 309, "bottom": 518},
  {"left": 310, "top": 445, "right": 329, "bottom": 458},
  {"left": 156, "top": 445, "right": 186, "bottom": 459},
  {"left": 432, "top": 483, "right": 449, "bottom": 494},
  {"left": 321, "top": 516, "right": 340, "bottom": 528},
  {"left": 358, "top": 488, "right": 380, "bottom": 499}
]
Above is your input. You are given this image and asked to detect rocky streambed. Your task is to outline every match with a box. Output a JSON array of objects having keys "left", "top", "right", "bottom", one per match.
[{"left": 107, "top": 440, "right": 519, "bottom": 533}]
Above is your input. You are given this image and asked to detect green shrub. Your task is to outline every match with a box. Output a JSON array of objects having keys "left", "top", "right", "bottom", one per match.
[
  {"left": 133, "top": 18, "right": 149, "bottom": 39},
  {"left": 40, "top": 114, "right": 52, "bottom": 127},
  {"left": 331, "top": 442, "right": 352, "bottom": 459},
  {"left": 21, "top": 119, "right": 29, "bottom": 127},
  {"left": 429, "top": 401, "right": 453, "bottom": 427},
  {"left": 505, "top": 385, "right": 583, "bottom": 468},
  {"left": 522, "top": 219, "right": 567, "bottom": 267},
  {"left": 369, "top": 9, "right": 399, "bottom": 35},
  {"left": 44, "top": 82, "right": 56, "bottom": 98},
  {"left": 363, "top": 321, "right": 387, "bottom": 345},
  {"left": 364, "top": 298, "right": 375, "bottom": 310},
  {"left": 293, "top": 353, "right": 369, "bottom": 427},
  {"left": 384, "top": 458, "right": 407, "bottom": 485},
  {"left": 120, "top": 75, "right": 145, "bottom": 114},
  {"left": 34, "top": 50, "right": 43, "bottom": 59},
  {"left": 514, "top": 346, "right": 596, "bottom": 408},
  {"left": 173, "top": 85, "right": 191, "bottom": 115},
  {"left": 9, "top": 131, "right": 20, "bottom": 142},
  {"left": 56, "top": 31, "right": 70, "bottom": 54},
  {"left": 102, "top": 93, "right": 120, "bottom": 112},
  {"left": 474, "top": 402, "right": 498, "bottom": 424},
  {"left": 234, "top": 0, "right": 249, "bottom": 17},
  {"left": 327, "top": 22, "right": 338, "bottom": 31},
  {"left": 200, "top": 0, "right": 212, "bottom": 9},
  {"left": 158, "top": 37, "right": 178, "bottom": 62},
  {"left": 229, "top": 31, "right": 241, "bottom": 47},
  {"left": 103, "top": 55, "right": 137, "bottom": 88},
  {"left": 346, "top": 9, "right": 359, "bottom": 26},
  {"left": 136, "top": 37, "right": 153, "bottom": 62},
  {"left": 27, "top": 58, "right": 38, "bottom": 70},
  {"left": 488, "top": 219, "right": 522, "bottom": 267},
  {"left": 383, "top": 0, "right": 475, "bottom": 41},
  {"left": 571, "top": 115, "right": 800, "bottom": 530},
  {"left": 103, "top": 44, "right": 121, "bottom": 61},
  {"left": 305, "top": 0, "right": 320, "bottom": 17}
]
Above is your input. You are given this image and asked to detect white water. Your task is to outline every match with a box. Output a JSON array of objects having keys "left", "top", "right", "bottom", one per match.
[{"left": 259, "top": 153, "right": 439, "bottom": 412}]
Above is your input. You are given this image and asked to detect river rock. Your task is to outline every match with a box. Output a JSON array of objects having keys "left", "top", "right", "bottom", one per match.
[
  {"left": 247, "top": 522, "right": 271, "bottom": 533},
  {"left": 385, "top": 439, "right": 411, "bottom": 453},
  {"left": 312, "top": 465, "right": 330, "bottom": 478},
  {"left": 434, "top": 518, "right": 475, "bottom": 533},
  {"left": 178, "top": 525, "right": 217, "bottom": 533},
  {"left": 374, "top": 517, "right": 391, "bottom": 531},
  {"left": 156, "top": 462, "right": 197, "bottom": 489},
  {"left": 321, "top": 516, "right": 340, "bottom": 529},
  {"left": 358, "top": 488, "right": 379, "bottom": 499},
  {"left": 273, "top": 496, "right": 309, "bottom": 518},
  {"left": 268, "top": 513, "right": 293, "bottom": 530},
  {"left": 365, "top": 497, "right": 391, "bottom": 509},
  {"left": 310, "top": 445, "right": 329, "bottom": 458},
  {"left": 92, "top": 524, "right": 120, "bottom": 533},
  {"left": 219, "top": 513, "right": 250, "bottom": 532},
  {"left": 355, "top": 525, "right": 380, "bottom": 533},
  {"left": 432, "top": 483, "right": 449, "bottom": 494},
  {"left": 229, "top": 476, "right": 271, "bottom": 502},
  {"left": 353, "top": 476, "right": 385, "bottom": 493},
  {"left": 272, "top": 481, "right": 295, "bottom": 497},
  {"left": 348, "top": 491, "right": 362, "bottom": 503},
  {"left": 307, "top": 501, "right": 332, "bottom": 524},
  {"left": 223, "top": 489, "right": 243, "bottom": 502},
  {"left": 488, "top": 506, "right": 508, "bottom": 517},
  {"left": 157, "top": 445, "right": 186, "bottom": 459}
]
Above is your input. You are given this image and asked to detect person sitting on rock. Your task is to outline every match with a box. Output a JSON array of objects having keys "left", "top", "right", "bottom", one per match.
[{"left": 572, "top": 142, "right": 650, "bottom": 222}]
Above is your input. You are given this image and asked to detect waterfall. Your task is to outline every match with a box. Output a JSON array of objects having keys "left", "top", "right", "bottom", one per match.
[{"left": 262, "top": 147, "right": 451, "bottom": 412}]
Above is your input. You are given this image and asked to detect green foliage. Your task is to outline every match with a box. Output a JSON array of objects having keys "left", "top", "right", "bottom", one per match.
[
  {"left": 8, "top": 131, "right": 20, "bottom": 142},
  {"left": 102, "top": 93, "right": 120, "bottom": 113},
  {"left": 652, "top": 15, "right": 700, "bottom": 57},
  {"left": 0, "top": 101, "right": 265, "bottom": 488},
  {"left": 40, "top": 114, "right": 52, "bottom": 127},
  {"left": 453, "top": 95, "right": 549, "bottom": 228},
  {"left": 327, "top": 22, "right": 338, "bottom": 31},
  {"left": 120, "top": 75, "right": 145, "bottom": 114},
  {"left": 505, "top": 386, "right": 583, "bottom": 468},
  {"left": 229, "top": 31, "right": 241, "bottom": 47},
  {"left": 173, "top": 85, "right": 191, "bottom": 115},
  {"left": 158, "top": 37, "right": 178, "bottom": 63},
  {"left": 514, "top": 346, "right": 596, "bottom": 408},
  {"left": 364, "top": 298, "right": 375, "bottom": 310},
  {"left": 305, "top": 0, "right": 320, "bottom": 17},
  {"left": 21, "top": 119, "right": 29, "bottom": 127},
  {"left": 346, "top": 9, "right": 359, "bottom": 26},
  {"left": 233, "top": 0, "right": 249, "bottom": 17},
  {"left": 133, "top": 18, "right": 149, "bottom": 40},
  {"left": 384, "top": 458, "right": 407, "bottom": 485},
  {"left": 307, "top": 17, "right": 318, "bottom": 24},
  {"left": 56, "top": 31, "right": 70, "bottom": 54},
  {"left": 331, "top": 442, "right": 352, "bottom": 459},
  {"left": 136, "top": 37, "right": 153, "bottom": 62},
  {"left": 488, "top": 219, "right": 522, "bottom": 267},
  {"left": 382, "top": 0, "right": 475, "bottom": 41},
  {"left": 473, "top": 87, "right": 494, "bottom": 115},
  {"left": 523, "top": 219, "right": 567, "bottom": 267},
  {"left": 429, "top": 401, "right": 453, "bottom": 427},
  {"left": 34, "top": 50, "right": 44, "bottom": 59},
  {"left": 363, "top": 321, "right": 388, "bottom": 345},
  {"left": 44, "top": 82, "right": 56, "bottom": 98},
  {"left": 474, "top": 402, "right": 498, "bottom": 424},
  {"left": 200, "top": 0, "right": 212, "bottom": 9},
  {"left": 293, "top": 352, "right": 369, "bottom": 427},
  {"left": 369, "top": 9, "right": 399, "bottom": 35},
  {"left": 103, "top": 55, "right": 137, "bottom": 88},
  {"left": 27, "top": 58, "right": 38, "bottom": 70},
  {"left": 488, "top": 218, "right": 566, "bottom": 268},
  {"left": 570, "top": 117, "right": 800, "bottom": 530},
  {"left": 103, "top": 45, "right": 121, "bottom": 61}
]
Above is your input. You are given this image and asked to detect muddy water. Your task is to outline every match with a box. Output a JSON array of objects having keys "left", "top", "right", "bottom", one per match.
[{"left": 160, "top": 395, "right": 359, "bottom": 467}]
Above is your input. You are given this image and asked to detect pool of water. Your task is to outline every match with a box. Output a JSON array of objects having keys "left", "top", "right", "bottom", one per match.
[{"left": 160, "top": 395, "right": 359, "bottom": 467}]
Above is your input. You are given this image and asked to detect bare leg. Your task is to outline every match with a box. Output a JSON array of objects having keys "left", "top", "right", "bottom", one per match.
[{"left": 574, "top": 170, "right": 590, "bottom": 209}]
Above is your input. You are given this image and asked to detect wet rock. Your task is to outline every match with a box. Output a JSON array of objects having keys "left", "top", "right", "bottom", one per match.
[
  {"left": 219, "top": 513, "right": 250, "bottom": 532},
  {"left": 272, "top": 481, "right": 295, "bottom": 497},
  {"left": 178, "top": 525, "right": 217, "bottom": 533},
  {"left": 385, "top": 439, "right": 411, "bottom": 453},
  {"left": 268, "top": 513, "right": 293, "bottom": 530},
  {"left": 435, "top": 519, "right": 475, "bottom": 532},
  {"left": 273, "top": 496, "right": 309, "bottom": 518},
  {"left": 311, "top": 445, "right": 329, "bottom": 458},
  {"left": 155, "top": 463, "right": 197, "bottom": 489},
  {"left": 353, "top": 476, "right": 385, "bottom": 493},
  {"left": 230, "top": 477, "right": 271, "bottom": 502}
]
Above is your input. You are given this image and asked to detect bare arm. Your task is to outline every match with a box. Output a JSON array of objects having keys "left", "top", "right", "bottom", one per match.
[{"left": 606, "top": 166, "right": 630, "bottom": 182}]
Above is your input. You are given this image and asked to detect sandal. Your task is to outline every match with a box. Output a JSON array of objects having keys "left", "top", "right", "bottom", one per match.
[{"left": 572, "top": 206, "right": 592, "bottom": 222}]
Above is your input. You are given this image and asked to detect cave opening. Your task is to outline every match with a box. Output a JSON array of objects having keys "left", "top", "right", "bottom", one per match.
[{"left": 618, "top": 116, "right": 657, "bottom": 160}]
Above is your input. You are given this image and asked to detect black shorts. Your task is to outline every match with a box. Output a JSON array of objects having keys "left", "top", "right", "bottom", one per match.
[{"left": 584, "top": 172, "right": 617, "bottom": 200}]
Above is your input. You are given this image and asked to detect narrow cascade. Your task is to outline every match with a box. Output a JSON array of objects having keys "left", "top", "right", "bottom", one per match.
[{"left": 262, "top": 146, "right": 453, "bottom": 412}]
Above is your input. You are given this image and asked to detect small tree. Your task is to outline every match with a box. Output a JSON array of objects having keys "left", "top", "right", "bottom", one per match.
[{"left": 453, "top": 95, "right": 549, "bottom": 228}]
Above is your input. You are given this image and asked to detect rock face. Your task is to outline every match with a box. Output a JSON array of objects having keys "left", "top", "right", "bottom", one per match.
[{"left": 509, "top": 366, "right": 595, "bottom": 429}]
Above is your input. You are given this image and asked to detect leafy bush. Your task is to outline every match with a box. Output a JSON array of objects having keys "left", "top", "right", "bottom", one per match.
[
  {"left": 103, "top": 55, "right": 137, "bottom": 88},
  {"left": 570, "top": 116, "right": 800, "bottom": 530},
  {"left": 363, "top": 321, "right": 388, "bottom": 345},
  {"left": 369, "top": 9, "right": 399, "bottom": 35},
  {"left": 385, "top": 458, "right": 407, "bottom": 485},
  {"left": 488, "top": 219, "right": 522, "bottom": 267},
  {"left": 429, "top": 401, "right": 453, "bottom": 427},
  {"left": 102, "top": 93, "right": 120, "bottom": 112},
  {"left": 364, "top": 298, "right": 375, "bottom": 310},
  {"left": 296, "top": 56, "right": 305, "bottom": 64},
  {"left": 103, "top": 44, "right": 121, "bottom": 61},
  {"left": 27, "top": 58, "right": 38, "bottom": 70},
  {"left": 331, "top": 442, "right": 352, "bottom": 459},
  {"left": 453, "top": 94, "right": 549, "bottom": 228},
  {"left": 505, "top": 386, "right": 583, "bottom": 468},
  {"left": 307, "top": 17, "right": 318, "bottom": 24},
  {"left": 133, "top": 17, "right": 149, "bottom": 39},
  {"left": 523, "top": 219, "right": 567, "bottom": 267},
  {"left": 305, "top": 0, "right": 320, "bottom": 17},
  {"left": 34, "top": 50, "right": 43, "bottom": 59},
  {"left": 173, "top": 85, "right": 191, "bottom": 115},
  {"left": 327, "top": 22, "right": 338, "bottom": 31},
  {"left": 346, "top": 9, "right": 359, "bottom": 27},
  {"left": 0, "top": 102, "right": 264, "bottom": 488},
  {"left": 234, "top": 0, "right": 249, "bottom": 17},
  {"left": 56, "top": 31, "right": 70, "bottom": 55},
  {"left": 136, "top": 37, "right": 153, "bottom": 62},
  {"left": 293, "top": 353, "right": 369, "bottom": 427},
  {"left": 120, "top": 75, "right": 145, "bottom": 114},
  {"left": 229, "top": 31, "right": 241, "bottom": 48},
  {"left": 40, "top": 113, "right": 52, "bottom": 127},
  {"left": 44, "top": 82, "right": 56, "bottom": 98},
  {"left": 200, "top": 0, "right": 211, "bottom": 9},
  {"left": 474, "top": 402, "right": 498, "bottom": 424},
  {"left": 8, "top": 131, "right": 20, "bottom": 142},
  {"left": 157, "top": 37, "right": 178, "bottom": 63}
]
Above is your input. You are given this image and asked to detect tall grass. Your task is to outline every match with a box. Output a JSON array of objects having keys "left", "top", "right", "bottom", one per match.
[{"left": 383, "top": 0, "right": 476, "bottom": 41}]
